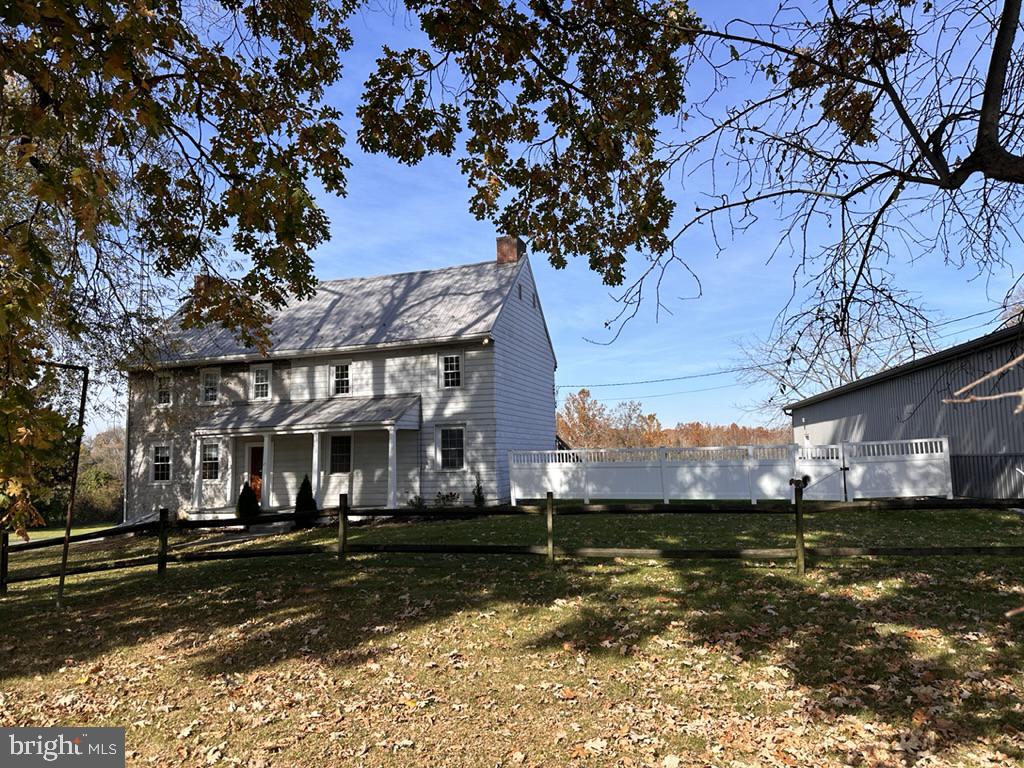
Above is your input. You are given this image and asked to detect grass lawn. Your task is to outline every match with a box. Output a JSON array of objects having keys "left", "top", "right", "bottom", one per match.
[
  {"left": 20, "top": 522, "right": 120, "bottom": 541},
  {"left": 2, "top": 509, "right": 1023, "bottom": 766}
]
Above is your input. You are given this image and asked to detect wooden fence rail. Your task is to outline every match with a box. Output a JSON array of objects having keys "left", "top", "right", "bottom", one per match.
[{"left": 2, "top": 490, "right": 1024, "bottom": 596}]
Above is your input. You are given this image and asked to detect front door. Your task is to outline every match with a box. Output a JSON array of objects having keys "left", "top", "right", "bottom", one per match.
[{"left": 249, "top": 446, "right": 264, "bottom": 504}]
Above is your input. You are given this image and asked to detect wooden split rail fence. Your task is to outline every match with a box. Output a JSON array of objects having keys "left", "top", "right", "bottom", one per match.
[{"left": 4, "top": 491, "right": 1024, "bottom": 595}]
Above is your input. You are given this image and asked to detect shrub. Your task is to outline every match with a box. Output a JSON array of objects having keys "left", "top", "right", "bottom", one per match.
[
  {"left": 236, "top": 481, "right": 260, "bottom": 522},
  {"left": 434, "top": 491, "right": 460, "bottom": 507},
  {"left": 472, "top": 475, "right": 486, "bottom": 509},
  {"left": 407, "top": 495, "right": 426, "bottom": 510},
  {"left": 294, "top": 474, "right": 318, "bottom": 528}
]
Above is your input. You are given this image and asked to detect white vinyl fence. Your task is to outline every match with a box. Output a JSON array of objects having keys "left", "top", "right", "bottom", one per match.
[{"left": 509, "top": 438, "right": 954, "bottom": 504}]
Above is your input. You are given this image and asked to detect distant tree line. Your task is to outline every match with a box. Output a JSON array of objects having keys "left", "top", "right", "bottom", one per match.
[
  {"left": 34, "top": 428, "right": 124, "bottom": 527},
  {"left": 556, "top": 389, "right": 791, "bottom": 449}
]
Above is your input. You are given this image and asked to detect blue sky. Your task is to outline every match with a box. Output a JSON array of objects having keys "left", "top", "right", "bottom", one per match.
[
  {"left": 303, "top": 4, "right": 1019, "bottom": 428},
  {"left": 83, "top": 2, "right": 1020, "bottom": 434}
]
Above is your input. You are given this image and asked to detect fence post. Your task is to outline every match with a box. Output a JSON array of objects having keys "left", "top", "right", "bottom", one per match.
[
  {"left": 840, "top": 441, "right": 850, "bottom": 502},
  {"left": 747, "top": 445, "right": 757, "bottom": 506},
  {"left": 337, "top": 493, "right": 348, "bottom": 561},
  {"left": 582, "top": 453, "right": 591, "bottom": 505},
  {"left": 659, "top": 448, "right": 669, "bottom": 505},
  {"left": 792, "top": 480, "right": 806, "bottom": 576},
  {"left": 508, "top": 450, "right": 518, "bottom": 507},
  {"left": 546, "top": 491, "right": 554, "bottom": 565},
  {"left": 157, "top": 508, "right": 169, "bottom": 577},
  {"left": 1, "top": 529, "right": 8, "bottom": 595}
]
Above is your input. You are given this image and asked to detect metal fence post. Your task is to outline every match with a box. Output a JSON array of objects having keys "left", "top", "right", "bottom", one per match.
[
  {"left": 546, "top": 491, "right": 554, "bottom": 565},
  {"left": 338, "top": 494, "right": 348, "bottom": 561},
  {"left": 1, "top": 529, "right": 8, "bottom": 595},
  {"left": 157, "top": 508, "right": 169, "bottom": 576}
]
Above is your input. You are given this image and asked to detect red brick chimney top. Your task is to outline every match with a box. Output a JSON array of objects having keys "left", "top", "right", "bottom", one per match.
[{"left": 496, "top": 235, "right": 526, "bottom": 264}]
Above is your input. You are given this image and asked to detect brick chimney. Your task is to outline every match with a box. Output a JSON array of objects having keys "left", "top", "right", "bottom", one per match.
[{"left": 496, "top": 234, "right": 526, "bottom": 264}]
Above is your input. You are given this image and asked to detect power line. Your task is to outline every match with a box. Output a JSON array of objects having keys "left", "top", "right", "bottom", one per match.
[
  {"left": 556, "top": 307, "right": 1005, "bottom": 390},
  {"left": 588, "top": 382, "right": 744, "bottom": 403}
]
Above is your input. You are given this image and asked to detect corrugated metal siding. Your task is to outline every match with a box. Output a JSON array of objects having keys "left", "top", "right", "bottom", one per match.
[
  {"left": 791, "top": 334, "right": 1024, "bottom": 498},
  {"left": 791, "top": 334, "right": 1024, "bottom": 454},
  {"left": 950, "top": 454, "right": 1024, "bottom": 498}
]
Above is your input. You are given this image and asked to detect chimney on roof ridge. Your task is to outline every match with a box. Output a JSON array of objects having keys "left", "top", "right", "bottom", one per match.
[{"left": 496, "top": 234, "right": 526, "bottom": 264}]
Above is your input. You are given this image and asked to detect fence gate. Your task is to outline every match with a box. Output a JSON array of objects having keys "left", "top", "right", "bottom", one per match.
[{"left": 510, "top": 438, "right": 954, "bottom": 504}]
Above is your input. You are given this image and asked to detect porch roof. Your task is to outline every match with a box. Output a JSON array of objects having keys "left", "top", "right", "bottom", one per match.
[{"left": 193, "top": 394, "right": 421, "bottom": 435}]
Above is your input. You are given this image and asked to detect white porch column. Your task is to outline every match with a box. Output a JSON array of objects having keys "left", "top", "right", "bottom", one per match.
[
  {"left": 224, "top": 436, "right": 235, "bottom": 508},
  {"left": 387, "top": 426, "right": 398, "bottom": 509},
  {"left": 262, "top": 433, "right": 274, "bottom": 509},
  {"left": 311, "top": 431, "right": 322, "bottom": 506},
  {"left": 192, "top": 436, "right": 203, "bottom": 511}
]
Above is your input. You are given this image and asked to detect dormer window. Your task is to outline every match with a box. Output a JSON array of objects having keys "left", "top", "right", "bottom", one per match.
[
  {"left": 441, "top": 354, "right": 461, "bottom": 388},
  {"left": 251, "top": 364, "right": 272, "bottom": 401},
  {"left": 199, "top": 368, "right": 220, "bottom": 405}
]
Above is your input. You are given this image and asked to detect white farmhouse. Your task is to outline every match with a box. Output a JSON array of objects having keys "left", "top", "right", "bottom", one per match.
[{"left": 124, "top": 236, "right": 556, "bottom": 520}]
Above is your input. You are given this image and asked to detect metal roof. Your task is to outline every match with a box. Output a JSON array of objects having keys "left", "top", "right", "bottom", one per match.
[
  {"left": 194, "top": 394, "right": 421, "bottom": 435},
  {"left": 784, "top": 324, "right": 1024, "bottom": 411},
  {"left": 158, "top": 259, "right": 524, "bottom": 364}
]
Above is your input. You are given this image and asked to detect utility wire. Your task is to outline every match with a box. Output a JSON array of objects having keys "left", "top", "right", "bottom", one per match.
[{"left": 557, "top": 308, "right": 1005, "bottom": 391}]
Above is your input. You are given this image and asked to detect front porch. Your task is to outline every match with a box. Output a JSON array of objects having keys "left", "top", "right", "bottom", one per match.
[{"left": 189, "top": 395, "right": 421, "bottom": 516}]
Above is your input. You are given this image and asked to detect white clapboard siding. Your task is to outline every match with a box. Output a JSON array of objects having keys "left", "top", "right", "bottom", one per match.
[{"left": 493, "top": 259, "right": 558, "bottom": 503}]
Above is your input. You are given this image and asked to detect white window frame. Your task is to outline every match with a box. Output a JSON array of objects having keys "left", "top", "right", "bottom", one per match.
[
  {"left": 439, "top": 352, "right": 462, "bottom": 389},
  {"left": 250, "top": 363, "right": 272, "bottom": 401},
  {"left": 329, "top": 360, "right": 352, "bottom": 397},
  {"left": 201, "top": 441, "right": 220, "bottom": 481},
  {"left": 436, "top": 424, "right": 466, "bottom": 471},
  {"left": 155, "top": 372, "right": 173, "bottom": 407},
  {"left": 199, "top": 367, "right": 220, "bottom": 406},
  {"left": 150, "top": 441, "right": 173, "bottom": 485}
]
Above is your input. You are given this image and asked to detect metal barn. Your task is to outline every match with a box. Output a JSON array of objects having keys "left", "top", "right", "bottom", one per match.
[{"left": 785, "top": 325, "right": 1024, "bottom": 499}]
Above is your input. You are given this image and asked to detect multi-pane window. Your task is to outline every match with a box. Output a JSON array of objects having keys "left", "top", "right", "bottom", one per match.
[
  {"left": 201, "top": 443, "right": 220, "bottom": 480},
  {"left": 152, "top": 445, "right": 171, "bottom": 482},
  {"left": 442, "top": 355, "right": 461, "bottom": 388},
  {"left": 156, "top": 375, "right": 172, "bottom": 405},
  {"left": 252, "top": 365, "right": 271, "bottom": 400},
  {"left": 329, "top": 435, "right": 352, "bottom": 474},
  {"left": 440, "top": 427, "right": 464, "bottom": 470},
  {"left": 201, "top": 370, "right": 219, "bottom": 404},
  {"left": 333, "top": 363, "right": 350, "bottom": 395}
]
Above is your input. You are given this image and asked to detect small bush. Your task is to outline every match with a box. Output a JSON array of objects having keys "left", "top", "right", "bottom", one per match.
[
  {"left": 407, "top": 495, "right": 427, "bottom": 510},
  {"left": 434, "top": 491, "right": 460, "bottom": 507},
  {"left": 295, "top": 474, "right": 318, "bottom": 528},
  {"left": 472, "top": 476, "right": 486, "bottom": 509},
  {"left": 236, "top": 481, "right": 260, "bottom": 522}
]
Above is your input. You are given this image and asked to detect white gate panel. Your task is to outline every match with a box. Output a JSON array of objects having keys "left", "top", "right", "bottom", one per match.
[
  {"left": 796, "top": 445, "right": 845, "bottom": 500},
  {"left": 846, "top": 439, "right": 953, "bottom": 499}
]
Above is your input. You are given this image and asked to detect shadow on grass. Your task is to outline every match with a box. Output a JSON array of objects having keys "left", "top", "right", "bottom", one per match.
[{"left": 2, "top": 514, "right": 1022, "bottom": 763}]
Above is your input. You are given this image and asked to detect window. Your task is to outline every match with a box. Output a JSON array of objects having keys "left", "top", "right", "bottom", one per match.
[
  {"left": 440, "top": 427, "right": 464, "bottom": 470},
  {"left": 441, "top": 354, "right": 461, "bottom": 388},
  {"left": 200, "top": 368, "right": 219, "bottom": 404},
  {"left": 156, "top": 374, "right": 172, "bottom": 406},
  {"left": 332, "top": 363, "right": 350, "bottom": 395},
  {"left": 518, "top": 284, "right": 523, "bottom": 300},
  {"left": 329, "top": 435, "right": 352, "bottom": 474},
  {"left": 251, "top": 364, "right": 271, "bottom": 400},
  {"left": 201, "top": 442, "right": 220, "bottom": 480},
  {"left": 152, "top": 445, "right": 171, "bottom": 482}
]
